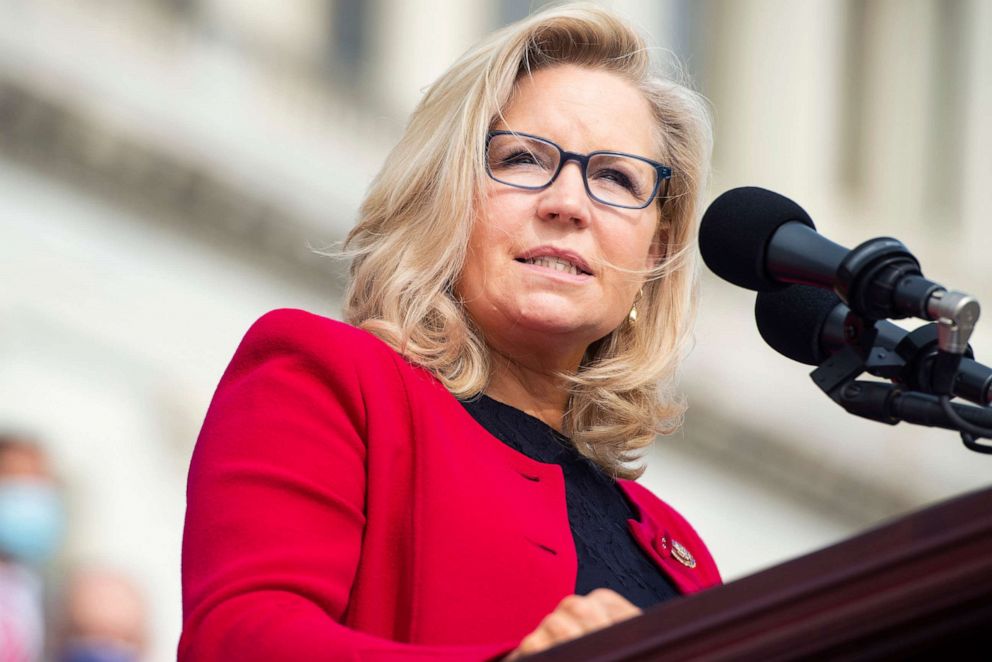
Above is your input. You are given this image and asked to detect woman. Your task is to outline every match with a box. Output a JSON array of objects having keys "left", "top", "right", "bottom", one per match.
[{"left": 180, "top": 5, "right": 719, "bottom": 660}]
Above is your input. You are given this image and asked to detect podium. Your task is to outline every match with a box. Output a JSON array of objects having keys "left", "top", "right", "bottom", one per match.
[{"left": 533, "top": 486, "right": 992, "bottom": 660}]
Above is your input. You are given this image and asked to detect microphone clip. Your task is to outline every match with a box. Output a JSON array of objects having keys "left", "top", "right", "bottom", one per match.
[
  {"left": 927, "top": 289, "right": 981, "bottom": 355},
  {"left": 809, "top": 330, "right": 992, "bottom": 454}
]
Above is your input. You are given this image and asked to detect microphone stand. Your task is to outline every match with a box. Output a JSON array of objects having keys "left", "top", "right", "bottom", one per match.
[{"left": 810, "top": 344, "right": 992, "bottom": 454}]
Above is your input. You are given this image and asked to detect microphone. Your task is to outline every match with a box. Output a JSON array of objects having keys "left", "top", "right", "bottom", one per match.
[
  {"left": 700, "top": 186, "right": 981, "bottom": 393},
  {"left": 699, "top": 186, "right": 977, "bottom": 325},
  {"left": 755, "top": 284, "right": 992, "bottom": 405}
]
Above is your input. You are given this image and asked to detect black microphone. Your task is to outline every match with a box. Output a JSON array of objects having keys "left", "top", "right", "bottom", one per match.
[
  {"left": 755, "top": 285, "right": 992, "bottom": 405},
  {"left": 699, "top": 186, "right": 948, "bottom": 321}
]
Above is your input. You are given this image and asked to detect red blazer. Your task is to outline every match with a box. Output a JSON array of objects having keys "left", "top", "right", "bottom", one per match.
[{"left": 179, "top": 310, "right": 720, "bottom": 661}]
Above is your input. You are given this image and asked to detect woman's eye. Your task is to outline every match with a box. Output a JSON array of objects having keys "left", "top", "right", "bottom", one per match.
[
  {"left": 497, "top": 149, "right": 549, "bottom": 168},
  {"left": 593, "top": 168, "right": 640, "bottom": 194},
  {"left": 502, "top": 151, "right": 536, "bottom": 164}
]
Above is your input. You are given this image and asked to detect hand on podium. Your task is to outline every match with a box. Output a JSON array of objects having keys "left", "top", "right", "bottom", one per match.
[{"left": 505, "top": 589, "right": 641, "bottom": 660}]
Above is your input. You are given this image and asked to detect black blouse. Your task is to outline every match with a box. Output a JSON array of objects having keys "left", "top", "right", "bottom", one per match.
[{"left": 460, "top": 395, "right": 679, "bottom": 609}]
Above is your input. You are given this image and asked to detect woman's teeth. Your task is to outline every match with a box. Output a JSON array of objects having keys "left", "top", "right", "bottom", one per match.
[{"left": 522, "top": 256, "right": 583, "bottom": 275}]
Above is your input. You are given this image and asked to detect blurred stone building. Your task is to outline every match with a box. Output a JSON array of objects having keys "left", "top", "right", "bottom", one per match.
[{"left": 0, "top": 1, "right": 989, "bottom": 660}]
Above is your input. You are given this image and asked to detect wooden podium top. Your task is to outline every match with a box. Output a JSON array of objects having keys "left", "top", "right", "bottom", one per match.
[{"left": 533, "top": 486, "right": 992, "bottom": 661}]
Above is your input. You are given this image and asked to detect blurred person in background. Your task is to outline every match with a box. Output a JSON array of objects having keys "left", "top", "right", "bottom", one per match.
[
  {"left": 56, "top": 565, "right": 148, "bottom": 662},
  {"left": 181, "top": 4, "right": 718, "bottom": 660},
  {"left": 0, "top": 434, "right": 64, "bottom": 662}
]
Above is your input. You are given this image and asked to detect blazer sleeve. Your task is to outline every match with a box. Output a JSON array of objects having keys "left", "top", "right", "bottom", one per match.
[{"left": 179, "top": 309, "right": 513, "bottom": 662}]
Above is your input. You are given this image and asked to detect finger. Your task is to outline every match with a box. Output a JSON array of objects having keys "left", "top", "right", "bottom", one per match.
[
  {"left": 540, "top": 611, "right": 585, "bottom": 643},
  {"left": 587, "top": 588, "right": 642, "bottom": 621},
  {"left": 516, "top": 629, "right": 552, "bottom": 656},
  {"left": 557, "top": 594, "right": 612, "bottom": 630}
]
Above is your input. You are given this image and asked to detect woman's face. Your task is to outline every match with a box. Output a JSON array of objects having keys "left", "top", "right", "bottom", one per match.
[{"left": 458, "top": 64, "right": 662, "bottom": 367}]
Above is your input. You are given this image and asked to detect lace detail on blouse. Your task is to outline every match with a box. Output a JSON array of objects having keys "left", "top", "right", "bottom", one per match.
[{"left": 460, "top": 395, "right": 678, "bottom": 609}]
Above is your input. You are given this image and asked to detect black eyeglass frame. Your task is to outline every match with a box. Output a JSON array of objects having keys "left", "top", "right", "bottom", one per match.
[{"left": 485, "top": 130, "right": 672, "bottom": 210}]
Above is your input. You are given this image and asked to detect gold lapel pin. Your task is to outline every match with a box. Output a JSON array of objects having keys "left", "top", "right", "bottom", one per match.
[{"left": 671, "top": 539, "right": 697, "bottom": 569}]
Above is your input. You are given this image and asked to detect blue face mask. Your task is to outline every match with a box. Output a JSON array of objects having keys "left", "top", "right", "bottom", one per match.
[{"left": 0, "top": 479, "right": 64, "bottom": 563}]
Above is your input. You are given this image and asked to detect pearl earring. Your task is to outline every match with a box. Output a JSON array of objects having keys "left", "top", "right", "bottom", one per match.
[{"left": 628, "top": 287, "right": 644, "bottom": 323}]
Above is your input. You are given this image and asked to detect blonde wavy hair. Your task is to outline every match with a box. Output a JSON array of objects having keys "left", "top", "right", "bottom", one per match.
[{"left": 344, "top": 3, "right": 712, "bottom": 479}]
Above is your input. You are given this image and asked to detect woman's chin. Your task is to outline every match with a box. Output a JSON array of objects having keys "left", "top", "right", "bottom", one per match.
[
  {"left": 468, "top": 294, "right": 623, "bottom": 358},
  {"left": 509, "top": 312, "right": 612, "bottom": 347}
]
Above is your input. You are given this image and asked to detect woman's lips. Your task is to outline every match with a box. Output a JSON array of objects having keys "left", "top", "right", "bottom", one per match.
[
  {"left": 515, "top": 247, "right": 593, "bottom": 275},
  {"left": 516, "top": 255, "right": 587, "bottom": 276},
  {"left": 515, "top": 257, "right": 594, "bottom": 282}
]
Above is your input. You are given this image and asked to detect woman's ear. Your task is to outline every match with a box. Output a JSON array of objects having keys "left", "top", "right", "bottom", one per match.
[{"left": 646, "top": 223, "right": 669, "bottom": 270}]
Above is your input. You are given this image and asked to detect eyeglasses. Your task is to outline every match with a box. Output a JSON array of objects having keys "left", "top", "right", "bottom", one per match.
[{"left": 485, "top": 130, "right": 672, "bottom": 210}]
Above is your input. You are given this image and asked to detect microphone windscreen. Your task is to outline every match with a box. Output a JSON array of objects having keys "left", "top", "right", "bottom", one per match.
[
  {"left": 755, "top": 285, "right": 841, "bottom": 365},
  {"left": 699, "top": 187, "right": 815, "bottom": 291}
]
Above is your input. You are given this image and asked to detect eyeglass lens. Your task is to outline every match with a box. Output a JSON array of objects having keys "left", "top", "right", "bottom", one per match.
[{"left": 486, "top": 133, "right": 658, "bottom": 208}]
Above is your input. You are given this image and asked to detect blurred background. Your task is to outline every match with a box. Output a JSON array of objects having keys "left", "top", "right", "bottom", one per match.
[{"left": 0, "top": 0, "right": 989, "bottom": 659}]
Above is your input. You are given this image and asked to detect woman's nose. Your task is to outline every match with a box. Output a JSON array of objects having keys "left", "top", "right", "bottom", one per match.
[{"left": 537, "top": 162, "right": 590, "bottom": 227}]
